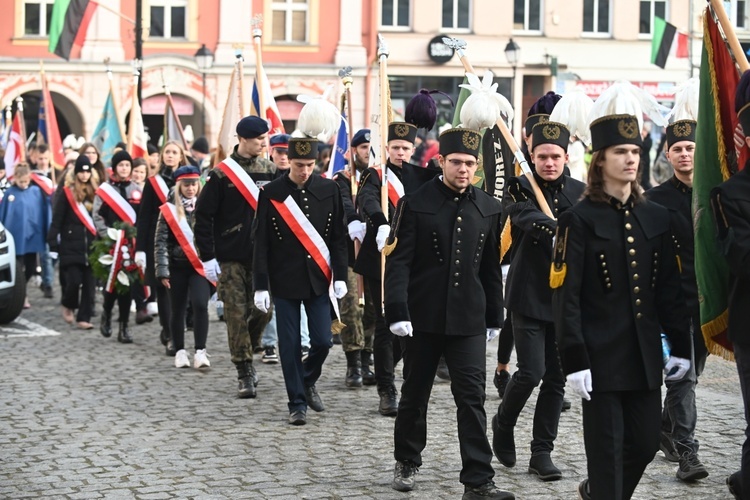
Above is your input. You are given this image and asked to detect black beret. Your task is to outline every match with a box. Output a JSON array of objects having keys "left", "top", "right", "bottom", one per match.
[
  {"left": 111, "top": 150, "right": 133, "bottom": 168},
  {"left": 590, "top": 114, "right": 643, "bottom": 152},
  {"left": 531, "top": 121, "right": 570, "bottom": 152},
  {"left": 236, "top": 116, "right": 269, "bottom": 139},
  {"left": 75, "top": 155, "right": 92, "bottom": 174},
  {"left": 269, "top": 134, "right": 291, "bottom": 149},
  {"left": 352, "top": 129, "right": 371, "bottom": 147},
  {"left": 387, "top": 122, "right": 417, "bottom": 144},
  {"left": 191, "top": 137, "right": 209, "bottom": 154},
  {"left": 288, "top": 138, "right": 319, "bottom": 160},
  {"left": 147, "top": 143, "right": 159, "bottom": 155},
  {"left": 174, "top": 165, "right": 201, "bottom": 182},
  {"left": 438, "top": 128, "right": 482, "bottom": 158}
]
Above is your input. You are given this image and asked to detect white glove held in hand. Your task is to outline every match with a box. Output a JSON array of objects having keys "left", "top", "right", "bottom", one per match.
[
  {"left": 254, "top": 290, "right": 270, "bottom": 313},
  {"left": 203, "top": 258, "right": 221, "bottom": 283},
  {"left": 135, "top": 251, "right": 147, "bottom": 270},
  {"left": 664, "top": 356, "right": 691, "bottom": 381},
  {"left": 389, "top": 321, "right": 413, "bottom": 337},
  {"left": 347, "top": 220, "right": 367, "bottom": 243},
  {"left": 376, "top": 224, "right": 390, "bottom": 252},
  {"left": 48, "top": 251, "right": 59, "bottom": 260},
  {"left": 486, "top": 328, "right": 500, "bottom": 342},
  {"left": 333, "top": 280, "right": 347, "bottom": 299},
  {"left": 567, "top": 369, "right": 593, "bottom": 401}
]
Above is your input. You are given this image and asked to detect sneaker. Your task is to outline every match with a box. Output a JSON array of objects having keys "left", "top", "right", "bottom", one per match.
[
  {"left": 493, "top": 369, "right": 510, "bottom": 399},
  {"left": 392, "top": 461, "right": 418, "bottom": 492},
  {"left": 660, "top": 432, "right": 679, "bottom": 462},
  {"left": 262, "top": 346, "right": 279, "bottom": 364},
  {"left": 146, "top": 302, "right": 159, "bottom": 316},
  {"left": 253, "top": 345, "right": 265, "bottom": 354},
  {"left": 174, "top": 349, "right": 190, "bottom": 368},
  {"left": 462, "top": 481, "right": 515, "bottom": 499},
  {"left": 676, "top": 450, "right": 709, "bottom": 482},
  {"left": 194, "top": 349, "right": 211, "bottom": 369},
  {"left": 301, "top": 346, "right": 310, "bottom": 362},
  {"left": 577, "top": 479, "right": 591, "bottom": 500}
]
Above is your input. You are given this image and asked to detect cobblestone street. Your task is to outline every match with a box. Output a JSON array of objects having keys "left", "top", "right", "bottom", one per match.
[{"left": 1, "top": 285, "right": 745, "bottom": 499}]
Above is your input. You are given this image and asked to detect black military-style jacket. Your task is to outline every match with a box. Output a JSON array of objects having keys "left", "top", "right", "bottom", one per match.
[
  {"left": 646, "top": 177, "right": 698, "bottom": 312},
  {"left": 552, "top": 196, "right": 691, "bottom": 392},
  {"left": 193, "top": 147, "right": 276, "bottom": 264},
  {"left": 354, "top": 160, "right": 441, "bottom": 279},
  {"left": 503, "top": 172, "right": 585, "bottom": 322},
  {"left": 253, "top": 174, "right": 348, "bottom": 300},
  {"left": 384, "top": 177, "right": 504, "bottom": 335},
  {"left": 711, "top": 166, "right": 750, "bottom": 345},
  {"left": 136, "top": 167, "right": 174, "bottom": 257}
]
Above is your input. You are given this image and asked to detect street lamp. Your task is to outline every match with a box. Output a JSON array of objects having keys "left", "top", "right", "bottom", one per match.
[
  {"left": 194, "top": 43, "right": 214, "bottom": 137},
  {"left": 504, "top": 38, "right": 521, "bottom": 105}
]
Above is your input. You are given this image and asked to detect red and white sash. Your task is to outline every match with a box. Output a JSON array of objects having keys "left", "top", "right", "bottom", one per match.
[
  {"left": 31, "top": 173, "right": 54, "bottom": 196},
  {"left": 374, "top": 167, "right": 405, "bottom": 208},
  {"left": 216, "top": 157, "right": 260, "bottom": 210},
  {"left": 63, "top": 186, "right": 96, "bottom": 236},
  {"left": 159, "top": 202, "right": 215, "bottom": 286},
  {"left": 149, "top": 175, "right": 169, "bottom": 204},
  {"left": 96, "top": 183, "right": 137, "bottom": 225},
  {"left": 270, "top": 195, "right": 341, "bottom": 319}
]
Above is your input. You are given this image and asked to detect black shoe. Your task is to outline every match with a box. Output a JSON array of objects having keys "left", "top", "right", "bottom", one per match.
[
  {"left": 332, "top": 333, "right": 342, "bottom": 345},
  {"left": 492, "top": 414, "right": 516, "bottom": 467},
  {"left": 159, "top": 328, "right": 169, "bottom": 346},
  {"left": 378, "top": 386, "right": 398, "bottom": 416},
  {"left": 392, "top": 461, "right": 418, "bottom": 492},
  {"left": 117, "top": 322, "right": 133, "bottom": 344},
  {"left": 288, "top": 410, "right": 306, "bottom": 426},
  {"left": 135, "top": 309, "right": 153, "bottom": 324},
  {"left": 252, "top": 345, "right": 264, "bottom": 355},
  {"left": 462, "top": 481, "right": 515, "bottom": 500},
  {"left": 660, "top": 431, "right": 679, "bottom": 462},
  {"left": 676, "top": 449, "right": 709, "bottom": 482},
  {"left": 493, "top": 369, "right": 510, "bottom": 399},
  {"left": 561, "top": 398, "right": 572, "bottom": 411},
  {"left": 236, "top": 362, "right": 257, "bottom": 398},
  {"left": 436, "top": 356, "right": 450, "bottom": 380},
  {"left": 100, "top": 310, "right": 112, "bottom": 338},
  {"left": 528, "top": 453, "right": 562, "bottom": 481},
  {"left": 728, "top": 471, "right": 743, "bottom": 499},
  {"left": 42, "top": 285, "right": 53, "bottom": 299},
  {"left": 165, "top": 340, "right": 176, "bottom": 357},
  {"left": 305, "top": 385, "right": 325, "bottom": 412},
  {"left": 361, "top": 351, "right": 376, "bottom": 386},
  {"left": 577, "top": 479, "right": 591, "bottom": 500},
  {"left": 345, "top": 350, "right": 363, "bottom": 388}
]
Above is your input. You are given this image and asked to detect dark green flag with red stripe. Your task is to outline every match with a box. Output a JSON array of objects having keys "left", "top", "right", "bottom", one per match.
[{"left": 48, "top": 0, "right": 97, "bottom": 60}]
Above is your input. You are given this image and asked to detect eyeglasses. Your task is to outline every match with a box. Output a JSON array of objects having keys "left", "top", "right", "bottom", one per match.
[{"left": 447, "top": 158, "right": 477, "bottom": 169}]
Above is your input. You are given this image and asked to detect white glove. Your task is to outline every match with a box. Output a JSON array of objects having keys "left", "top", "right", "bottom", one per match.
[
  {"left": 486, "top": 328, "right": 500, "bottom": 342},
  {"left": 376, "top": 224, "right": 390, "bottom": 252},
  {"left": 48, "top": 251, "right": 59, "bottom": 260},
  {"left": 135, "top": 251, "right": 147, "bottom": 271},
  {"left": 254, "top": 290, "right": 270, "bottom": 313},
  {"left": 664, "top": 356, "right": 691, "bottom": 381},
  {"left": 333, "top": 280, "right": 347, "bottom": 299},
  {"left": 203, "top": 258, "right": 221, "bottom": 283},
  {"left": 348, "top": 220, "right": 367, "bottom": 243},
  {"left": 390, "top": 321, "right": 413, "bottom": 337},
  {"left": 567, "top": 369, "right": 593, "bottom": 401}
]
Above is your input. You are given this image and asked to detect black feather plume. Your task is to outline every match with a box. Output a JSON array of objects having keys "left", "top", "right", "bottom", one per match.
[
  {"left": 405, "top": 89, "right": 454, "bottom": 130},
  {"left": 527, "top": 91, "right": 562, "bottom": 117},
  {"left": 736, "top": 70, "right": 750, "bottom": 112}
]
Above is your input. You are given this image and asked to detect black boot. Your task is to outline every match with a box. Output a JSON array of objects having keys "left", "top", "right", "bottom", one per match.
[
  {"left": 345, "top": 350, "right": 363, "bottom": 388},
  {"left": 117, "top": 321, "right": 133, "bottom": 344},
  {"left": 361, "top": 350, "right": 376, "bottom": 386},
  {"left": 378, "top": 385, "right": 398, "bottom": 416},
  {"left": 100, "top": 309, "right": 112, "bottom": 338},
  {"left": 236, "top": 361, "right": 257, "bottom": 399}
]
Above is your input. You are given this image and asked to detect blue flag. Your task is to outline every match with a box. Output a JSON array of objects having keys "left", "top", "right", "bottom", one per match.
[
  {"left": 91, "top": 90, "right": 123, "bottom": 164},
  {"left": 328, "top": 115, "right": 349, "bottom": 175}
]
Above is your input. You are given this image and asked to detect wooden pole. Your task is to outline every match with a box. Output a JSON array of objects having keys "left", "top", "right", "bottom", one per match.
[
  {"left": 710, "top": 0, "right": 750, "bottom": 72},
  {"left": 104, "top": 58, "right": 126, "bottom": 141},
  {"left": 126, "top": 68, "right": 139, "bottom": 154},
  {"left": 252, "top": 25, "right": 267, "bottom": 121},
  {"left": 377, "top": 34, "right": 389, "bottom": 314}
]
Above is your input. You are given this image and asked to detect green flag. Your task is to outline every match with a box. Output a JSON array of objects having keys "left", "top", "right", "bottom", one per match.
[
  {"left": 651, "top": 16, "right": 676, "bottom": 69},
  {"left": 48, "top": 0, "right": 96, "bottom": 60}
]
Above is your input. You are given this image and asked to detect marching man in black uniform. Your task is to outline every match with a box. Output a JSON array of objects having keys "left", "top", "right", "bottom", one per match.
[
  {"left": 552, "top": 111, "right": 692, "bottom": 500},
  {"left": 645, "top": 109, "right": 709, "bottom": 481},
  {"left": 253, "top": 137, "right": 348, "bottom": 426},
  {"left": 492, "top": 120, "right": 585, "bottom": 481},
  {"left": 355, "top": 121, "right": 419, "bottom": 416},
  {"left": 384, "top": 127, "right": 513, "bottom": 500}
]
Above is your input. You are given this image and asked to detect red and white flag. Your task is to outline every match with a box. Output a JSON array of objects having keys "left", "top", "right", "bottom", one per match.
[
  {"left": 3, "top": 110, "right": 26, "bottom": 178},
  {"left": 127, "top": 78, "right": 148, "bottom": 159},
  {"left": 251, "top": 65, "right": 285, "bottom": 135}
]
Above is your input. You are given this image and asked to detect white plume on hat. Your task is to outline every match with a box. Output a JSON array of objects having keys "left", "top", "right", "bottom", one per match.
[
  {"left": 549, "top": 89, "right": 595, "bottom": 146},
  {"left": 63, "top": 134, "right": 86, "bottom": 150},
  {"left": 667, "top": 78, "right": 699, "bottom": 123},
  {"left": 458, "top": 70, "right": 514, "bottom": 131},
  {"left": 296, "top": 85, "right": 341, "bottom": 142},
  {"left": 588, "top": 81, "right": 669, "bottom": 131}
]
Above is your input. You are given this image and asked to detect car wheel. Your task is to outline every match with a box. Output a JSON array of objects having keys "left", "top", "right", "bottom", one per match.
[{"left": 0, "top": 273, "right": 26, "bottom": 324}]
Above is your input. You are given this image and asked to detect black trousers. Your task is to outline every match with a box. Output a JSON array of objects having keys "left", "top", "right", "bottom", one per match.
[
  {"left": 61, "top": 263, "right": 94, "bottom": 322},
  {"left": 583, "top": 388, "right": 661, "bottom": 500},
  {"left": 102, "top": 289, "right": 131, "bottom": 323},
  {"left": 734, "top": 342, "right": 750, "bottom": 496},
  {"left": 366, "top": 277, "right": 402, "bottom": 390},
  {"left": 497, "top": 312, "right": 565, "bottom": 455},
  {"left": 168, "top": 265, "right": 210, "bottom": 351},
  {"left": 19, "top": 253, "right": 37, "bottom": 283},
  {"left": 495, "top": 314, "right": 514, "bottom": 364},
  {"left": 394, "top": 331, "right": 495, "bottom": 488}
]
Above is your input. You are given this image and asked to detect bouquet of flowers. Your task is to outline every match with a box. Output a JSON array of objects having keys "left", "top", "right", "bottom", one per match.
[{"left": 89, "top": 222, "right": 142, "bottom": 295}]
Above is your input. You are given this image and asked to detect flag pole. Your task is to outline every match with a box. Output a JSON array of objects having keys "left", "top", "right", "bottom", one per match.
[
  {"left": 15, "top": 97, "right": 27, "bottom": 162},
  {"left": 251, "top": 15, "right": 267, "bottom": 122},
  {"left": 161, "top": 68, "right": 190, "bottom": 150},
  {"left": 377, "top": 34, "right": 389, "bottom": 315},
  {"left": 126, "top": 62, "right": 139, "bottom": 154},
  {"left": 235, "top": 45, "right": 246, "bottom": 116},
  {"left": 105, "top": 58, "right": 126, "bottom": 141},
  {"left": 709, "top": 0, "right": 750, "bottom": 72},
  {"left": 39, "top": 60, "right": 57, "bottom": 184}
]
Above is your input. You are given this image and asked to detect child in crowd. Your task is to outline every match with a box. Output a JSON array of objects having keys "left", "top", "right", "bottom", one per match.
[{"left": 131, "top": 158, "right": 148, "bottom": 189}]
